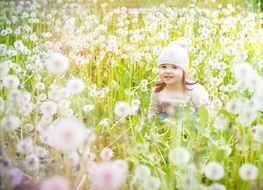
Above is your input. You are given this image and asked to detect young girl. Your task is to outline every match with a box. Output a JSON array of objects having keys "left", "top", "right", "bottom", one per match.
[{"left": 148, "top": 39, "right": 208, "bottom": 120}]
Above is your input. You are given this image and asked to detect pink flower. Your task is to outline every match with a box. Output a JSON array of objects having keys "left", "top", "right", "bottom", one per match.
[
  {"left": 46, "top": 117, "right": 87, "bottom": 152},
  {"left": 90, "top": 160, "right": 127, "bottom": 190},
  {"left": 40, "top": 175, "right": 70, "bottom": 190},
  {"left": 2, "top": 167, "right": 23, "bottom": 187}
]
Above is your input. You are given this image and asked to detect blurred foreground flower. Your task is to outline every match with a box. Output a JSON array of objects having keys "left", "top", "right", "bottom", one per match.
[{"left": 45, "top": 117, "right": 88, "bottom": 152}]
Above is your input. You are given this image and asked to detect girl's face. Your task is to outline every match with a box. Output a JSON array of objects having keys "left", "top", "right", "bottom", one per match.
[{"left": 159, "top": 64, "right": 184, "bottom": 85}]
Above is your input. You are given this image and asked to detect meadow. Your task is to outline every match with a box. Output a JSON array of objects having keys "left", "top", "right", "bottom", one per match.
[{"left": 0, "top": 0, "right": 263, "bottom": 190}]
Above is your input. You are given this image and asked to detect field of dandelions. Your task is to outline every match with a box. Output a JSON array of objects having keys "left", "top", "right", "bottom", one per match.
[{"left": 0, "top": 0, "right": 263, "bottom": 190}]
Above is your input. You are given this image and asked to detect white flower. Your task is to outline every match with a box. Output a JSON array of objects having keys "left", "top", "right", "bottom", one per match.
[
  {"left": 83, "top": 104, "right": 95, "bottom": 112},
  {"left": 113, "top": 160, "right": 128, "bottom": 174},
  {"left": 0, "top": 97, "right": 4, "bottom": 112},
  {"left": 16, "top": 137, "right": 34, "bottom": 154},
  {"left": 143, "top": 176, "right": 161, "bottom": 190},
  {"left": 239, "top": 163, "right": 258, "bottom": 181},
  {"left": 237, "top": 109, "right": 257, "bottom": 127},
  {"left": 225, "top": 97, "right": 244, "bottom": 114},
  {"left": 46, "top": 53, "right": 69, "bottom": 75},
  {"left": 35, "top": 146, "right": 48, "bottom": 158},
  {"left": 40, "top": 101, "right": 57, "bottom": 115},
  {"left": 2, "top": 75, "right": 19, "bottom": 89},
  {"left": 100, "top": 147, "right": 113, "bottom": 161},
  {"left": 182, "top": 174, "right": 198, "bottom": 190},
  {"left": 1, "top": 114, "right": 20, "bottom": 131},
  {"left": 252, "top": 125, "right": 263, "bottom": 142},
  {"left": 133, "top": 143, "right": 148, "bottom": 154},
  {"left": 13, "top": 40, "right": 23, "bottom": 50},
  {"left": 134, "top": 164, "right": 151, "bottom": 179},
  {"left": 98, "top": 118, "right": 109, "bottom": 127},
  {"left": 130, "top": 99, "right": 141, "bottom": 115},
  {"left": 8, "top": 89, "right": 22, "bottom": 102},
  {"left": 24, "top": 154, "right": 39, "bottom": 171},
  {"left": 36, "top": 82, "right": 45, "bottom": 90},
  {"left": 169, "top": 147, "right": 190, "bottom": 165},
  {"left": 58, "top": 99, "right": 70, "bottom": 109},
  {"left": 208, "top": 183, "right": 226, "bottom": 190},
  {"left": 66, "top": 78, "right": 85, "bottom": 95},
  {"left": 40, "top": 176, "right": 70, "bottom": 190},
  {"left": 114, "top": 101, "right": 131, "bottom": 118},
  {"left": 46, "top": 117, "right": 87, "bottom": 152},
  {"left": 2, "top": 167, "right": 23, "bottom": 187},
  {"left": 48, "top": 88, "right": 66, "bottom": 101},
  {"left": 0, "top": 61, "right": 10, "bottom": 79},
  {"left": 204, "top": 162, "right": 225, "bottom": 181},
  {"left": 69, "top": 151, "right": 80, "bottom": 167},
  {"left": 214, "top": 115, "right": 228, "bottom": 130}
]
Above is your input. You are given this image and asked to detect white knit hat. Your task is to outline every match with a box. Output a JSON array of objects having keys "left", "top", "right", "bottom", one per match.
[{"left": 157, "top": 40, "right": 189, "bottom": 73}]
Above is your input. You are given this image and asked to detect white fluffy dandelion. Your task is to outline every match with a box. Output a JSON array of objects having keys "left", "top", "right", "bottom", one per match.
[
  {"left": 130, "top": 99, "right": 141, "bottom": 115},
  {"left": 2, "top": 167, "right": 23, "bottom": 187},
  {"left": 46, "top": 117, "right": 87, "bottom": 152},
  {"left": 114, "top": 101, "right": 131, "bottom": 118},
  {"left": 204, "top": 161, "right": 225, "bottom": 181},
  {"left": 40, "top": 100, "right": 58, "bottom": 115},
  {"left": 40, "top": 175, "right": 70, "bottom": 190},
  {"left": 252, "top": 125, "right": 263, "bottom": 143},
  {"left": 0, "top": 61, "right": 10, "bottom": 79},
  {"left": 169, "top": 147, "right": 190, "bottom": 165},
  {"left": 16, "top": 137, "right": 34, "bottom": 155},
  {"left": 2, "top": 75, "right": 20, "bottom": 89},
  {"left": 143, "top": 176, "right": 161, "bottom": 190},
  {"left": 208, "top": 183, "right": 226, "bottom": 190},
  {"left": 134, "top": 164, "right": 151, "bottom": 179},
  {"left": 35, "top": 146, "right": 48, "bottom": 158},
  {"left": 239, "top": 163, "right": 258, "bottom": 181},
  {"left": 100, "top": 147, "right": 114, "bottom": 161},
  {"left": 69, "top": 151, "right": 80, "bottom": 167},
  {"left": 237, "top": 109, "right": 257, "bottom": 127},
  {"left": 46, "top": 52, "right": 69, "bottom": 75},
  {"left": 66, "top": 78, "right": 85, "bottom": 95},
  {"left": 24, "top": 154, "right": 39, "bottom": 171},
  {"left": 1, "top": 114, "right": 20, "bottom": 131},
  {"left": 214, "top": 115, "right": 228, "bottom": 130}
]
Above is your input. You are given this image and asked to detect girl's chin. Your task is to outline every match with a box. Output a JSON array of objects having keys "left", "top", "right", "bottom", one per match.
[{"left": 163, "top": 80, "right": 178, "bottom": 84}]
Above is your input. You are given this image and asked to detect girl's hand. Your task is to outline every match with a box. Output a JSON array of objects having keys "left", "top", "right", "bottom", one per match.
[{"left": 155, "top": 105, "right": 164, "bottom": 113}]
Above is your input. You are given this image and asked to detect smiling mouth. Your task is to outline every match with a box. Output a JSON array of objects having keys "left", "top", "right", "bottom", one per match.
[{"left": 164, "top": 76, "right": 174, "bottom": 78}]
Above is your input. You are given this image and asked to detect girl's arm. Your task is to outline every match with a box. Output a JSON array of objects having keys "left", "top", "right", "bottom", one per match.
[{"left": 191, "top": 83, "right": 209, "bottom": 109}]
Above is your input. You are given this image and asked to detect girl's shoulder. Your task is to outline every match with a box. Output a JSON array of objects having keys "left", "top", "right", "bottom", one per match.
[
  {"left": 186, "top": 82, "right": 208, "bottom": 108},
  {"left": 186, "top": 79, "right": 205, "bottom": 91}
]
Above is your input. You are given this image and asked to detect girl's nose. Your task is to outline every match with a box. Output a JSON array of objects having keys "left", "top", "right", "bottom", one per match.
[{"left": 164, "top": 69, "right": 172, "bottom": 73}]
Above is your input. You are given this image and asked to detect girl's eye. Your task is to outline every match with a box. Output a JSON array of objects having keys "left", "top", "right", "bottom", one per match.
[
  {"left": 160, "top": 65, "right": 166, "bottom": 68},
  {"left": 173, "top": 66, "right": 177, "bottom": 69}
]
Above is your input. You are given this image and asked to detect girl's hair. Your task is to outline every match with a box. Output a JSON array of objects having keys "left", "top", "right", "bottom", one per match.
[{"left": 153, "top": 72, "right": 197, "bottom": 93}]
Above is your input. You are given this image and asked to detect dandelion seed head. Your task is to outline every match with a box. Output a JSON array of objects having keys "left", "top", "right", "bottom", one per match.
[
  {"left": 40, "top": 175, "right": 70, "bottom": 190},
  {"left": 46, "top": 117, "right": 87, "bottom": 152},
  {"left": 252, "top": 125, "right": 263, "bottom": 143},
  {"left": 134, "top": 164, "right": 151, "bottom": 179},
  {"left": 143, "top": 176, "right": 161, "bottom": 190},
  {"left": 40, "top": 100, "right": 57, "bottom": 115},
  {"left": 100, "top": 147, "right": 114, "bottom": 161},
  {"left": 204, "top": 161, "right": 225, "bottom": 181},
  {"left": 169, "top": 147, "right": 190, "bottom": 165},
  {"left": 2, "top": 75, "right": 19, "bottom": 89},
  {"left": 239, "top": 163, "right": 258, "bottom": 181},
  {"left": 66, "top": 78, "right": 85, "bottom": 95},
  {"left": 114, "top": 101, "right": 131, "bottom": 118},
  {"left": 46, "top": 53, "right": 69, "bottom": 75}
]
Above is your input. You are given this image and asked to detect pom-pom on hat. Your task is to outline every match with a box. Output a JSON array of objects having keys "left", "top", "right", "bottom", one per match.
[{"left": 157, "top": 39, "right": 189, "bottom": 73}]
